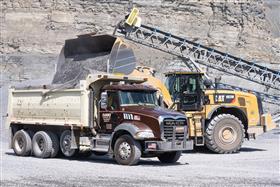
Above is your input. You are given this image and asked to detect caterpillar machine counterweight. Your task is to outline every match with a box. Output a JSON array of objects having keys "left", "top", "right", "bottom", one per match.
[{"left": 114, "top": 8, "right": 278, "bottom": 153}]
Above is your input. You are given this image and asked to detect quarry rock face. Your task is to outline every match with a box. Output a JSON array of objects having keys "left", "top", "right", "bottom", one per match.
[
  {"left": 0, "top": 1, "right": 279, "bottom": 112},
  {"left": 1, "top": 0, "right": 279, "bottom": 63}
]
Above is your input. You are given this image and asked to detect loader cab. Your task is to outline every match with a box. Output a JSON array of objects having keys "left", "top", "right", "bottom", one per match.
[{"left": 165, "top": 72, "right": 205, "bottom": 111}]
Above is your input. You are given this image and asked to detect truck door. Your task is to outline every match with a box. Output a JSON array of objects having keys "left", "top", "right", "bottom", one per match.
[{"left": 99, "top": 91, "right": 120, "bottom": 133}]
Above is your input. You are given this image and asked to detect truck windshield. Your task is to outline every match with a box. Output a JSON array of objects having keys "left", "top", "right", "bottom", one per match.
[{"left": 119, "top": 91, "right": 157, "bottom": 106}]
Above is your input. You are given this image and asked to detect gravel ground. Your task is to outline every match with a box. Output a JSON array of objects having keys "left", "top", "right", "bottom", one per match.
[{"left": 0, "top": 127, "right": 279, "bottom": 187}]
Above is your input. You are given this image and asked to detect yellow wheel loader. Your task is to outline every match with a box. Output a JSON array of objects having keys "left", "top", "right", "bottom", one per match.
[{"left": 130, "top": 66, "right": 276, "bottom": 153}]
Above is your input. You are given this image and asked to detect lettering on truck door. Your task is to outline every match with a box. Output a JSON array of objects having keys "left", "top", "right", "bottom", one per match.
[{"left": 100, "top": 91, "right": 121, "bottom": 133}]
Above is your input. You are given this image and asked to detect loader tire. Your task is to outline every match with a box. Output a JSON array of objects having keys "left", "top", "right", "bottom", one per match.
[
  {"left": 60, "top": 130, "right": 78, "bottom": 157},
  {"left": 205, "top": 114, "right": 244, "bottom": 154},
  {"left": 47, "top": 131, "right": 59, "bottom": 158},
  {"left": 32, "top": 131, "right": 52, "bottom": 158},
  {"left": 158, "top": 151, "right": 182, "bottom": 164},
  {"left": 114, "top": 135, "right": 141, "bottom": 165},
  {"left": 12, "top": 130, "right": 32, "bottom": 156}
]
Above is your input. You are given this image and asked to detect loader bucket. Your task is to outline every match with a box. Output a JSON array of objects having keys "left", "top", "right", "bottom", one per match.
[
  {"left": 64, "top": 34, "right": 117, "bottom": 58},
  {"left": 52, "top": 34, "right": 136, "bottom": 86}
]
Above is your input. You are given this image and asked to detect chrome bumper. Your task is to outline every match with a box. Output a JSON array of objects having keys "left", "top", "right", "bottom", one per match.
[{"left": 144, "top": 140, "right": 193, "bottom": 152}]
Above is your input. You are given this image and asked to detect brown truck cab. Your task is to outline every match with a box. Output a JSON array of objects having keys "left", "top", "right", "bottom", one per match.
[{"left": 97, "top": 83, "right": 193, "bottom": 165}]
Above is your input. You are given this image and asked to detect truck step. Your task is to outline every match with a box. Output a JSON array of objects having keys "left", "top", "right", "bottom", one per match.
[
  {"left": 91, "top": 134, "right": 111, "bottom": 152},
  {"left": 195, "top": 136, "right": 204, "bottom": 146}
]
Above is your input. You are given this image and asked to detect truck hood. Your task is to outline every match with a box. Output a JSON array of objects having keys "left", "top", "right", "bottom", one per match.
[{"left": 122, "top": 105, "right": 185, "bottom": 119}]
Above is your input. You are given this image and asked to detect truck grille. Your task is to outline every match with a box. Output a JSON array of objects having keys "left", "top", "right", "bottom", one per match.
[{"left": 163, "top": 118, "right": 187, "bottom": 141}]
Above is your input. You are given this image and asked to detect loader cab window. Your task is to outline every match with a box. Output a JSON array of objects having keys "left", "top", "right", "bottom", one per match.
[
  {"left": 165, "top": 74, "right": 204, "bottom": 111},
  {"left": 182, "top": 77, "right": 197, "bottom": 94},
  {"left": 165, "top": 76, "right": 180, "bottom": 101}
]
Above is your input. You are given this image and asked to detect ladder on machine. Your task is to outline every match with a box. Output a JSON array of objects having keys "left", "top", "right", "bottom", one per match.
[{"left": 115, "top": 20, "right": 280, "bottom": 105}]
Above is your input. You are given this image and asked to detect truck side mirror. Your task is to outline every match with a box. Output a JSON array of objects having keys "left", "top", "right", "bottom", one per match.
[
  {"left": 158, "top": 94, "right": 164, "bottom": 107},
  {"left": 100, "top": 92, "right": 108, "bottom": 110}
]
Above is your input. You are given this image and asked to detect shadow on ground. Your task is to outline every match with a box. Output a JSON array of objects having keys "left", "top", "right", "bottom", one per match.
[
  {"left": 5, "top": 151, "right": 188, "bottom": 167},
  {"left": 183, "top": 146, "right": 267, "bottom": 154}
]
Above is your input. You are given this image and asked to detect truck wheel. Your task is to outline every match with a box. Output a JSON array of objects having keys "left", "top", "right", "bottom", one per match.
[
  {"left": 60, "top": 130, "right": 78, "bottom": 157},
  {"left": 114, "top": 135, "right": 141, "bottom": 165},
  {"left": 32, "top": 131, "right": 52, "bottom": 158},
  {"left": 47, "top": 131, "right": 59, "bottom": 158},
  {"left": 158, "top": 151, "right": 181, "bottom": 163},
  {"left": 205, "top": 114, "right": 244, "bottom": 154},
  {"left": 12, "top": 130, "right": 32, "bottom": 156}
]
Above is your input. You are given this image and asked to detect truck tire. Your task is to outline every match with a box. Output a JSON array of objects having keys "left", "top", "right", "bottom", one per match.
[
  {"left": 60, "top": 130, "right": 78, "bottom": 157},
  {"left": 47, "top": 131, "right": 59, "bottom": 158},
  {"left": 32, "top": 131, "right": 52, "bottom": 158},
  {"left": 157, "top": 151, "right": 181, "bottom": 163},
  {"left": 114, "top": 135, "right": 141, "bottom": 165},
  {"left": 205, "top": 114, "right": 244, "bottom": 154},
  {"left": 12, "top": 130, "right": 32, "bottom": 156}
]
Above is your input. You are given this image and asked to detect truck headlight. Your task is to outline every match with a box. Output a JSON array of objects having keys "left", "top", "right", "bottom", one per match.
[{"left": 135, "top": 131, "right": 154, "bottom": 139}]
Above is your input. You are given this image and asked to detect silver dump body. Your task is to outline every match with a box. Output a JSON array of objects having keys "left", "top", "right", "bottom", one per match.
[{"left": 6, "top": 74, "right": 146, "bottom": 128}]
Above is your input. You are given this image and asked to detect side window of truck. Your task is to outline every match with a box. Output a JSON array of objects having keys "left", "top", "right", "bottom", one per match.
[{"left": 107, "top": 91, "right": 119, "bottom": 110}]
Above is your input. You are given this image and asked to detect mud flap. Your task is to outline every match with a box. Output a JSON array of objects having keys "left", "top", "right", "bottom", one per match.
[
  {"left": 261, "top": 113, "right": 277, "bottom": 132},
  {"left": 9, "top": 127, "right": 13, "bottom": 149},
  {"left": 70, "top": 127, "right": 78, "bottom": 149}
]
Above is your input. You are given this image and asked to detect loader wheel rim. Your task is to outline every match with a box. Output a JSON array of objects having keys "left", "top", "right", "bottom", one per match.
[
  {"left": 118, "top": 142, "right": 131, "bottom": 160},
  {"left": 219, "top": 126, "right": 237, "bottom": 143}
]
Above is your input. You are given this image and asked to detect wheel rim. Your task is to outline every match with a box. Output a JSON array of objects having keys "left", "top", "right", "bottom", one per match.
[
  {"left": 218, "top": 125, "right": 237, "bottom": 144},
  {"left": 61, "top": 134, "right": 75, "bottom": 156},
  {"left": 37, "top": 137, "right": 45, "bottom": 151},
  {"left": 15, "top": 136, "right": 25, "bottom": 151},
  {"left": 118, "top": 142, "right": 131, "bottom": 160}
]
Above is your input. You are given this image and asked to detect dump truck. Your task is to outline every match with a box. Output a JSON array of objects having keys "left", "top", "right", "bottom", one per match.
[{"left": 6, "top": 74, "right": 193, "bottom": 165}]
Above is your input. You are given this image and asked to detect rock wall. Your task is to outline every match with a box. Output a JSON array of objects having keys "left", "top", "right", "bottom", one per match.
[{"left": 1, "top": 0, "right": 279, "bottom": 63}]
